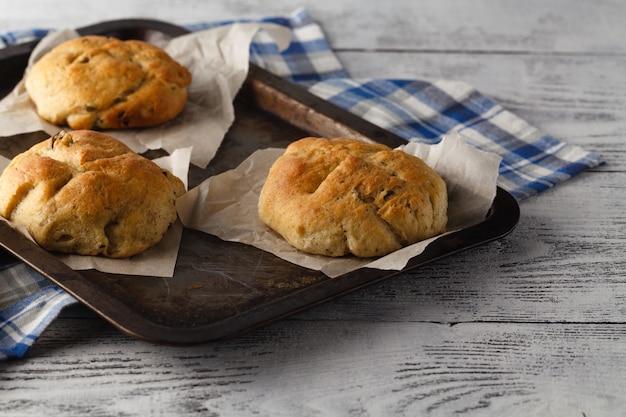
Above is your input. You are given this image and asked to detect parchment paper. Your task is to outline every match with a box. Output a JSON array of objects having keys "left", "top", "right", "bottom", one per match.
[
  {"left": 0, "top": 22, "right": 292, "bottom": 168},
  {"left": 177, "top": 132, "right": 503, "bottom": 278}
]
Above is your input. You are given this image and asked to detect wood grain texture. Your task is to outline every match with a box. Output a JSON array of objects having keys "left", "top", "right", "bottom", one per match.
[
  {"left": 2, "top": 0, "right": 625, "bottom": 54},
  {"left": 2, "top": 320, "right": 626, "bottom": 416},
  {"left": 1, "top": 0, "right": 625, "bottom": 416}
]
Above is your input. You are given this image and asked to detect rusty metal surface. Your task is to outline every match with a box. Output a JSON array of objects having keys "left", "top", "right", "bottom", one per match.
[{"left": 0, "top": 19, "right": 519, "bottom": 344}]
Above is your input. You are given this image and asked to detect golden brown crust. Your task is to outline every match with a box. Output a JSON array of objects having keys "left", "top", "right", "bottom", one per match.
[
  {"left": 25, "top": 35, "right": 192, "bottom": 129},
  {"left": 0, "top": 130, "right": 186, "bottom": 258},
  {"left": 258, "top": 137, "right": 448, "bottom": 257}
]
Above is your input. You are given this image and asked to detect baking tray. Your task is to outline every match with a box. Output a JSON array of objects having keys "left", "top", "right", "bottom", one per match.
[{"left": 0, "top": 19, "right": 520, "bottom": 344}]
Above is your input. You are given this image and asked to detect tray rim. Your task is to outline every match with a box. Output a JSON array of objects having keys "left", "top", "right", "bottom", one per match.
[{"left": 0, "top": 18, "right": 520, "bottom": 344}]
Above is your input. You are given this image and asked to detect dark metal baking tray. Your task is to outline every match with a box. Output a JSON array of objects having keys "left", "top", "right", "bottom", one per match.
[{"left": 0, "top": 19, "right": 519, "bottom": 344}]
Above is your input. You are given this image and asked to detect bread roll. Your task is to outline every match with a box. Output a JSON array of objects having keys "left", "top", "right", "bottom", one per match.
[
  {"left": 0, "top": 130, "right": 185, "bottom": 258},
  {"left": 258, "top": 137, "right": 448, "bottom": 258},
  {"left": 25, "top": 35, "right": 191, "bottom": 129}
]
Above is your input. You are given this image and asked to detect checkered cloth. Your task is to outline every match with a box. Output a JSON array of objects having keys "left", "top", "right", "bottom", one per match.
[{"left": 0, "top": 8, "right": 603, "bottom": 359}]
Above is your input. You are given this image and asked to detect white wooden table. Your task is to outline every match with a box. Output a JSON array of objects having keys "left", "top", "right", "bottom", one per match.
[{"left": 1, "top": 1, "right": 625, "bottom": 415}]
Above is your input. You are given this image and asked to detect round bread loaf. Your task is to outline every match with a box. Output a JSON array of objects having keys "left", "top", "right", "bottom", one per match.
[
  {"left": 0, "top": 130, "right": 186, "bottom": 258},
  {"left": 258, "top": 137, "right": 448, "bottom": 258},
  {"left": 25, "top": 35, "right": 192, "bottom": 129}
]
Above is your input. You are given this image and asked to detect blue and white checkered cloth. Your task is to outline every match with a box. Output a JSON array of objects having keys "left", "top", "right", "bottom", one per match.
[{"left": 0, "top": 8, "right": 603, "bottom": 359}]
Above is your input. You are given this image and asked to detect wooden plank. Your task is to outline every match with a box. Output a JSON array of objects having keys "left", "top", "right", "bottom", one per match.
[
  {"left": 1, "top": 0, "right": 625, "bottom": 54},
  {"left": 1, "top": 319, "right": 624, "bottom": 416}
]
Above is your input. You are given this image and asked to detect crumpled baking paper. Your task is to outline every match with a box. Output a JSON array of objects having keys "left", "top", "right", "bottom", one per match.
[
  {"left": 0, "top": 148, "right": 190, "bottom": 278},
  {"left": 177, "top": 131, "right": 503, "bottom": 278},
  {"left": 0, "top": 22, "right": 292, "bottom": 168}
]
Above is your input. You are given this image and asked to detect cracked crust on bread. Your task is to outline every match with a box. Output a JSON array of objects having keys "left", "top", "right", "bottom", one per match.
[
  {"left": 258, "top": 137, "right": 448, "bottom": 258},
  {"left": 25, "top": 35, "right": 191, "bottom": 129},
  {"left": 0, "top": 130, "right": 186, "bottom": 258}
]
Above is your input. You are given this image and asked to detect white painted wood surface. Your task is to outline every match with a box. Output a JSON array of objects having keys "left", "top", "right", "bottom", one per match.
[{"left": 1, "top": 0, "right": 625, "bottom": 416}]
